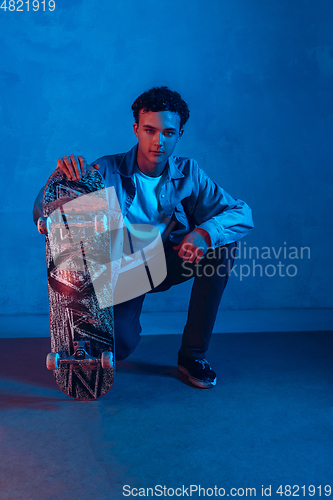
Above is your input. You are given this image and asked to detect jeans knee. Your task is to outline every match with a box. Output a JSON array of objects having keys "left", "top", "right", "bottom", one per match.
[
  {"left": 115, "top": 335, "right": 140, "bottom": 361},
  {"left": 113, "top": 296, "right": 144, "bottom": 361}
]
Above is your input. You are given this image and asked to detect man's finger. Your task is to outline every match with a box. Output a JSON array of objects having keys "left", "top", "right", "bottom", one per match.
[
  {"left": 63, "top": 156, "right": 76, "bottom": 180},
  {"left": 57, "top": 158, "right": 72, "bottom": 179},
  {"left": 177, "top": 243, "right": 187, "bottom": 260},
  {"left": 78, "top": 155, "right": 86, "bottom": 177},
  {"left": 194, "top": 249, "right": 204, "bottom": 263},
  {"left": 57, "top": 158, "right": 65, "bottom": 174},
  {"left": 187, "top": 246, "right": 199, "bottom": 263},
  {"left": 69, "top": 154, "right": 81, "bottom": 180},
  {"left": 180, "top": 243, "right": 195, "bottom": 261}
]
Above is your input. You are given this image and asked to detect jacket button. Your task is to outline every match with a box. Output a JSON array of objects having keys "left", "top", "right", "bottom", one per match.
[{"left": 161, "top": 194, "right": 165, "bottom": 198}]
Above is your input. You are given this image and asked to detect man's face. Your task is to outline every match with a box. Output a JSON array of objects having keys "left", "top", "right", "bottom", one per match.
[{"left": 133, "top": 110, "right": 182, "bottom": 175}]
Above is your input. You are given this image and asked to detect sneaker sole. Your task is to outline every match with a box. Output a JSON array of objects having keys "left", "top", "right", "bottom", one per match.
[{"left": 178, "top": 365, "right": 217, "bottom": 388}]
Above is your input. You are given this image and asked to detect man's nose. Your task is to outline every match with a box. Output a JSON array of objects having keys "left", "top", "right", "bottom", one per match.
[{"left": 155, "top": 133, "right": 164, "bottom": 146}]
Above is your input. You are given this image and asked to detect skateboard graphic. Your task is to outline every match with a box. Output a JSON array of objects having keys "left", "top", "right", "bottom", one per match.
[{"left": 38, "top": 166, "right": 115, "bottom": 400}]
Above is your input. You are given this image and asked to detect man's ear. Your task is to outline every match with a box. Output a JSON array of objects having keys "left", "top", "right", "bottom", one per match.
[
  {"left": 177, "top": 129, "right": 184, "bottom": 142},
  {"left": 133, "top": 122, "right": 139, "bottom": 137}
]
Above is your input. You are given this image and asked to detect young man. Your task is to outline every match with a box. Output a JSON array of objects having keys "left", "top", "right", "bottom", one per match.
[{"left": 33, "top": 86, "right": 254, "bottom": 388}]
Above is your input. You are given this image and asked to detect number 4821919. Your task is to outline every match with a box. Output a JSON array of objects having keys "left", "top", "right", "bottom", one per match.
[{"left": 1, "top": 0, "right": 56, "bottom": 11}]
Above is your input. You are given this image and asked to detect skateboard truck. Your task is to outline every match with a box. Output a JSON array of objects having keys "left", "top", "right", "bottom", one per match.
[
  {"left": 46, "top": 341, "right": 113, "bottom": 370},
  {"left": 73, "top": 340, "right": 92, "bottom": 360}
]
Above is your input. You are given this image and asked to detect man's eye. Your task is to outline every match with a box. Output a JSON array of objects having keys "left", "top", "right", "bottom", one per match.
[{"left": 146, "top": 129, "right": 154, "bottom": 133}]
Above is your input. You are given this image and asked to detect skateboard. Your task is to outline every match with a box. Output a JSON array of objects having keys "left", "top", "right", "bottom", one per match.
[{"left": 38, "top": 166, "right": 115, "bottom": 400}]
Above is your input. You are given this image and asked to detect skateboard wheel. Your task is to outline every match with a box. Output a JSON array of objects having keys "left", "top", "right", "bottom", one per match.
[
  {"left": 46, "top": 352, "right": 60, "bottom": 370},
  {"left": 101, "top": 351, "right": 113, "bottom": 369},
  {"left": 38, "top": 216, "right": 51, "bottom": 235},
  {"left": 95, "top": 214, "right": 108, "bottom": 233}
]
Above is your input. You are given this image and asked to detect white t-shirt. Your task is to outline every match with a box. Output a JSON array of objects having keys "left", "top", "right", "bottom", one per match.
[{"left": 124, "top": 164, "right": 177, "bottom": 248}]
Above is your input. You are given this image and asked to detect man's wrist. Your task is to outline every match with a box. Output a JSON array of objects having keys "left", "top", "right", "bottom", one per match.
[{"left": 193, "top": 228, "right": 212, "bottom": 247}]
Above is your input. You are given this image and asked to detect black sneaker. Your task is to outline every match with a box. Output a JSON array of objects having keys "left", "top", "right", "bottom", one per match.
[{"left": 178, "top": 353, "right": 217, "bottom": 388}]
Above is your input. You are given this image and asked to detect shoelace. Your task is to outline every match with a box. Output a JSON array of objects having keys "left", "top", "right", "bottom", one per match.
[{"left": 196, "top": 359, "right": 210, "bottom": 369}]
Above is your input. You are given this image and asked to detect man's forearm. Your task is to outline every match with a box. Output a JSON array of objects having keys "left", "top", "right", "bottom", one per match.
[{"left": 198, "top": 200, "right": 254, "bottom": 248}]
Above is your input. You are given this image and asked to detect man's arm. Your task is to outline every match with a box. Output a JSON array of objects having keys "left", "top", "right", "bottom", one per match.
[
  {"left": 192, "top": 166, "right": 254, "bottom": 249},
  {"left": 33, "top": 186, "right": 44, "bottom": 225}
]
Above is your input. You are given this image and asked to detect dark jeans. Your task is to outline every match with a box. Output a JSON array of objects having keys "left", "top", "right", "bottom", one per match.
[{"left": 113, "top": 239, "right": 237, "bottom": 361}]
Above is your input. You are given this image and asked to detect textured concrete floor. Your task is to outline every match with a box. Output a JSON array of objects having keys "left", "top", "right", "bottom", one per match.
[{"left": 0, "top": 330, "right": 332, "bottom": 500}]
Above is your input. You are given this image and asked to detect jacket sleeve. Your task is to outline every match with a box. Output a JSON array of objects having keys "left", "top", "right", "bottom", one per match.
[
  {"left": 32, "top": 186, "right": 45, "bottom": 225},
  {"left": 193, "top": 166, "right": 254, "bottom": 248}
]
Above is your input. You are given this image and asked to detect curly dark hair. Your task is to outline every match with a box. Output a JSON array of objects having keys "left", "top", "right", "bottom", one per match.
[{"left": 131, "top": 86, "right": 190, "bottom": 131}]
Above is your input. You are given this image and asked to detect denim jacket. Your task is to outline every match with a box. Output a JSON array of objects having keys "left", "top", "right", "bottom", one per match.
[
  {"left": 33, "top": 144, "right": 254, "bottom": 247},
  {"left": 94, "top": 145, "right": 254, "bottom": 249}
]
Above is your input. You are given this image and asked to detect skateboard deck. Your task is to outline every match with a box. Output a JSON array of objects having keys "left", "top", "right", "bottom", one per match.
[{"left": 38, "top": 166, "right": 115, "bottom": 400}]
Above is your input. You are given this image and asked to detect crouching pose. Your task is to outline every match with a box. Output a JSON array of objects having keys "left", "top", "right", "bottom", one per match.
[{"left": 33, "top": 86, "right": 254, "bottom": 388}]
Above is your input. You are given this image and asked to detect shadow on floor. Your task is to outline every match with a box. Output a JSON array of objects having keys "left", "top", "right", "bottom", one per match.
[
  {"left": 0, "top": 331, "right": 332, "bottom": 500},
  {"left": 0, "top": 337, "right": 55, "bottom": 389}
]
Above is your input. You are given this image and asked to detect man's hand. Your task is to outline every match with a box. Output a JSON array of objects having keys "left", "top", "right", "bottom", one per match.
[
  {"left": 57, "top": 154, "right": 99, "bottom": 180},
  {"left": 173, "top": 229, "right": 211, "bottom": 263}
]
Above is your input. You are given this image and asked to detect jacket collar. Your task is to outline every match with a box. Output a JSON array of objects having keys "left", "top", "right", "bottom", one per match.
[{"left": 117, "top": 144, "right": 184, "bottom": 180}]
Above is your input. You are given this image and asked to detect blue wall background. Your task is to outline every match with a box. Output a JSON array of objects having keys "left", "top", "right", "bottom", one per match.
[{"left": 0, "top": 0, "right": 332, "bottom": 314}]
